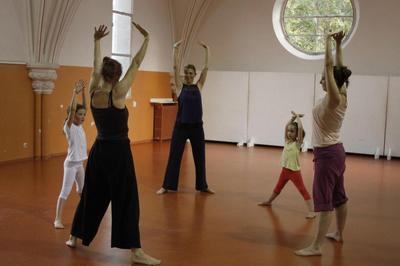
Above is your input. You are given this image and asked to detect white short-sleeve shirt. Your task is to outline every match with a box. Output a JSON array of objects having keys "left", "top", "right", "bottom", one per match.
[{"left": 64, "top": 123, "right": 88, "bottom": 162}]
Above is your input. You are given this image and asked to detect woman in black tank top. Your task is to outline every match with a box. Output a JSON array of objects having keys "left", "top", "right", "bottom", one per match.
[
  {"left": 67, "top": 23, "right": 161, "bottom": 265},
  {"left": 156, "top": 40, "right": 215, "bottom": 195}
]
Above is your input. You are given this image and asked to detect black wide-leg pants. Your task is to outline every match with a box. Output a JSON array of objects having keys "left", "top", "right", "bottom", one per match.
[
  {"left": 71, "top": 138, "right": 141, "bottom": 249},
  {"left": 162, "top": 123, "right": 208, "bottom": 191}
]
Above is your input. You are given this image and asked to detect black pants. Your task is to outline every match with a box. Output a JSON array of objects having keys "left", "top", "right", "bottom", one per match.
[
  {"left": 162, "top": 123, "right": 208, "bottom": 191},
  {"left": 70, "top": 138, "right": 141, "bottom": 249}
]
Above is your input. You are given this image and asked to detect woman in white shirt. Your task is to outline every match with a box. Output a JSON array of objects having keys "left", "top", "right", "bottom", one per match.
[{"left": 295, "top": 31, "right": 352, "bottom": 256}]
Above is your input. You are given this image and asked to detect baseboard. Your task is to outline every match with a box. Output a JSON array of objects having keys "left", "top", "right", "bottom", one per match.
[
  {"left": 0, "top": 156, "right": 34, "bottom": 165},
  {"left": 1, "top": 141, "right": 398, "bottom": 164},
  {"left": 131, "top": 139, "right": 154, "bottom": 145},
  {"left": 0, "top": 140, "right": 156, "bottom": 163},
  {"left": 40, "top": 141, "right": 155, "bottom": 160}
]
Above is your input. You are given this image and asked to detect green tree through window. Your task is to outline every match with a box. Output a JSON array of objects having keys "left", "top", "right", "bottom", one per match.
[{"left": 282, "top": 0, "right": 354, "bottom": 55}]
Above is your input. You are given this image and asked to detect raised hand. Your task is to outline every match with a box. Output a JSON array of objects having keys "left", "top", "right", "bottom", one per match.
[
  {"left": 173, "top": 40, "right": 183, "bottom": 48},
  {"left": 132, "top": 22, "right": 149, "bottom": 38},
  {"left": 291, "top": 111, "right": 304, "bottom": 118},
  {"left": 94, "top": 25, "right": 109, "bottom": 40},
  {"left": 74, "top": 80, "right": 86, "bottom": 94},
  {"left": 332, "top": 30, "right": 345, "bottom": 43}
]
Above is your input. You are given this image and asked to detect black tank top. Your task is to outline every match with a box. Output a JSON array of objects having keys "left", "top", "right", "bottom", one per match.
[
  {"left": 176, "top": 84, "right": 203, "bottom": 124},
  {"left": 91, "top": 91, "right": 129, "bottom": 140}
]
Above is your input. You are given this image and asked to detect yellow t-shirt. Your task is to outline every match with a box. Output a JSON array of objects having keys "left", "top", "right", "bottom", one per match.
[{"left": 280, "top": 141, "right": 301, "bottom": 171}]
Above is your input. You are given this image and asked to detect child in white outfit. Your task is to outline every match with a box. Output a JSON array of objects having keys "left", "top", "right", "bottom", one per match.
[{"left": 54, "top": 80, "right": 87, "bottom": 229}]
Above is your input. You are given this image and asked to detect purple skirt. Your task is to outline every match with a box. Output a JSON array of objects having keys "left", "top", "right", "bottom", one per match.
[{"left": 313, "top": 143, "right": 348, "bottom": 212}]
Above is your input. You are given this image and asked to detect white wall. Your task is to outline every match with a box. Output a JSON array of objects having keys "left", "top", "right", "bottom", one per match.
[
  {"left": 385, "top": 77, "right": 400, "bottom": 157},
  {"left": 59, "top": 0, "right": 112, "bottom": 67},
  {"left": 132, "top": 0, "right": 173, "bottom": 72},
  {"left": 170, "top": 0, "right": 192, "bottom": 43},
  {"left": 203, "top": 71, "right": 396, "bottom": 156},
  {"left": 60, "top": 0, "right": 173, "bottom": 71},
  {"left": 0, "top": 0, "right": 173, "bottom": 71},
  {"left": 186, "top": 0, "right": 400, "bottom": 76},
  {"left": 202, "top": 71, "right": 249, "bottom": 143},
  {"left": 0, "top": 0, "right": 112, "bottom": 66},
  {"left": 248, "top": 72, "right": 315, "bottom": 147},
  {"left": 0, "top": 0, "right": 28, "bottom": 63},
  {"left": 170, "top": 0, "right": 399, "bottom": 156}
]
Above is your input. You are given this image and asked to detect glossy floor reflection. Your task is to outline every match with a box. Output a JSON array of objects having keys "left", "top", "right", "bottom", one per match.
[{"left": 0, "top": 142, "right": 399, "bottom": 265}]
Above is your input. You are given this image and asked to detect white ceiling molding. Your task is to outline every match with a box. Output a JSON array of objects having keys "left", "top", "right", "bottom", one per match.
[
  {"left": 168, "top": 0, "right": 176, "bottom": 48},
  {"left": 22, "top": 0, "right": 81, "bottom": 94},
  {"left": 170, "top": 0, "right": 213, "bottom": 69},
  {"left": 25, "top": 0, "right": 81, "bottom": 64}
]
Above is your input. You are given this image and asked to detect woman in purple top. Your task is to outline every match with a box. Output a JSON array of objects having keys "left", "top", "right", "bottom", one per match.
[{"left": 157, "top": 40, "right": 214, "bottom": 194}]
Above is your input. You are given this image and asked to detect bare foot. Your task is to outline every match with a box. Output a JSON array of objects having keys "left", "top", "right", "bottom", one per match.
[
  {"left": 156, "top": 188, "right": 177, "bottom": 195},
  {"left": 258, "top": 201, "right": 272, "bottom": 206},
  {"left": 156, "top": 188, "right": 168, "bottom": 195},
  {"left": 131, "top": 249, "right": 161, "bottom": 265},
  {"left": 306, "top": 212, "right": 317, "bottom": 219},
  {"left": 199, "top": 188, "right": 215, "bottom": 194},
  {"left": 66, "top": 235, "right": 77, "bottom": 248},
  {"left": 54, "top": 220, "right": 65, "bottom": 229},
  {"left": 294, "top": 246, "right": 322, "bottom": 256},
  {"left": 326, "top": 231, "right": 343, "bottom": 242}
]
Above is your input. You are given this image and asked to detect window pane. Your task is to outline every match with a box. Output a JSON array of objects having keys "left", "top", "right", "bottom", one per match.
[
  {"left": 316, "top": 0, "right": 353, "bottom": 16},
  {"left": 284, "top": 0, "right": 316, "bottom": 17},
  {"left": 282, "top": 0, "right": 355, "bottom": 56},
  {"left": 284, "top": 18, "right": 317, "bottom": 35},
  {"left": 287, "top": 35, "right": 317, "bottom": 54},
  {"left": 315, "top": 36, "right": 325, "bottom": 54},
  {"left": 113, "top": 0, "right": 132, "bottom": 13},
  {"left": 112, "top": 13, "right": 131, "bottom": 55},
  {"left": 316, "top": 17, "right": 353, "bottom": 36}
]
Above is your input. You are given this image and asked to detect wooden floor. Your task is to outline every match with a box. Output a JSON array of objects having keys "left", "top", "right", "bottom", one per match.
[{"left": 0, "top": 142, "right": 399, "bottom": 266}]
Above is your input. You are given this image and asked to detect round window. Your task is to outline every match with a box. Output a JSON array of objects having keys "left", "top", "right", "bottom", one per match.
[{"left": 272, "top": 0, "right": 359, "bottom": 60}]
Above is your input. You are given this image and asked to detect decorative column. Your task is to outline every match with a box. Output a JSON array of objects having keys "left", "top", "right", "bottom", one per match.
[
  {"left": 27, "top": 64, "right": 59, "bottom": 159},
  {"left": 22, "top": 0, "right": 81, "bottom": 158},
  {"left": 27, "top": 64, "right": 59, "bottom": 94},
  {"left": 33, "top": 93, "right": 42, "bottom": 159}
]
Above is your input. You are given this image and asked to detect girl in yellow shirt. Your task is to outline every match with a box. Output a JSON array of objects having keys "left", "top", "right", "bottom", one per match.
[{"left": 259, "top": 112, "right": 316, "bottom": 219}]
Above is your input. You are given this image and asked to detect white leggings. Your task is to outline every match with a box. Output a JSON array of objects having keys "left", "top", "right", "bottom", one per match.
[{"left": 59, "top": 160, "right": 85, "bottom": 200}]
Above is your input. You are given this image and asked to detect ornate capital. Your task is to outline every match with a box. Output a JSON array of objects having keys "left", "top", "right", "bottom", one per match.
[
  {"left": 27, "top": 64, "right": 59, "bottom": 94},
  {"left": 22, "top": 0, "right": 81, "bottom": 94}
]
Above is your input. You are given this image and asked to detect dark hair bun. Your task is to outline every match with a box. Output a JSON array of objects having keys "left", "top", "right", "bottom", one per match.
[{"left": 333, "top": 66, "right": 352, "bottom": 88}]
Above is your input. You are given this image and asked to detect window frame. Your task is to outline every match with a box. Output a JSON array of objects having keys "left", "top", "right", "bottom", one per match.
[
  {"left": 112, "top": 1, "right": 133, "bottom": 97},
  {"left": 272, "top": 0, "right": 360, "bottom": 60}
]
